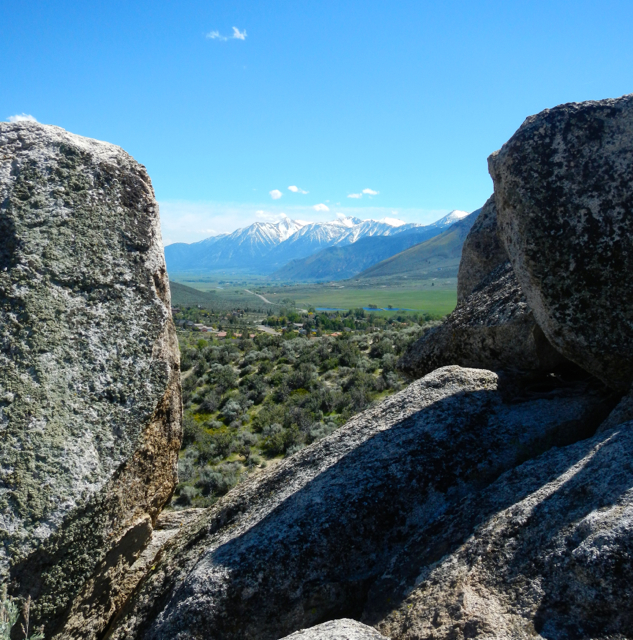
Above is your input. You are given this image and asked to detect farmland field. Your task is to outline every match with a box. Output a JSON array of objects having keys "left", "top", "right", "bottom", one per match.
[
  {"left": 265, "top": 287, "right": 456, "bottom": 316},
  {"left": 170, "top": 276, "right": 458, "bottom": 318}
]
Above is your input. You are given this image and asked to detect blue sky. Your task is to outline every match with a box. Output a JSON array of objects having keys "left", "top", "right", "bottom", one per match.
[{"left": 3, "top": 0, "right": 633, "bottom": 245}]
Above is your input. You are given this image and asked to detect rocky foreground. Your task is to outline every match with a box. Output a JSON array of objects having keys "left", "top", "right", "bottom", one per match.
[
  {"left": 2, "top": 95, "right": 633, "bottom": 639},
  {"left": 0, "top": 123, "right": 181, "bottom": 637}
]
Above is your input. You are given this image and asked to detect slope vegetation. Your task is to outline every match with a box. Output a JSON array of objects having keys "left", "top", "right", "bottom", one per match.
[
  {"left": 269, "top": 227, "right": 445, "bottom": 282},
  {"left": 357, "top": 209, "right": 479, "bottom": 281}
]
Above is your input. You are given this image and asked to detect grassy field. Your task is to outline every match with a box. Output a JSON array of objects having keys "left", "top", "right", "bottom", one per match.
[
  {"left": 170, "top": 275, "right": 457, "bottom": 318},
  {"left": 264, "top": 287, "right": 456, "bottom": 316},
  {"left": 170, "top": 281, "right": 276, "bottom": 313}
]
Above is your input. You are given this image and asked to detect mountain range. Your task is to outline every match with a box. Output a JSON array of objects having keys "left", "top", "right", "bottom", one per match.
[
  {"left": 165, "top": 210, "right": 470, "bottom": 278},
  {"left": 356, "top": 207, "right": 480, "bottom": 281}
]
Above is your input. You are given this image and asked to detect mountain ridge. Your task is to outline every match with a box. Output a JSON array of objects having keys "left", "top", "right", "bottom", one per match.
[
  {"left": 165, "top": 211, "right": 469, "bottom": 275},
  {"left": 355, "top": 208, "right": 480, "bottom": 281}
]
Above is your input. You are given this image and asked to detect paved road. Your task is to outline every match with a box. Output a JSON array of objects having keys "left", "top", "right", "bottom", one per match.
[
  {"left": 244, "top": 289, "right": 308, "bottom": 314},
  {"left": 244, "top": 289, "right": 275, "bottom": 304},
  {"left": 255, "top": 325, "right": 281, "bottom": 335}
]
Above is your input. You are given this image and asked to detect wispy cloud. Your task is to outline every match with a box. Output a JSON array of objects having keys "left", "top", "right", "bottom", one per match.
[
  {"left": 313, "top": 203, "right": 330, "bottom": 212},
  {"left": 347, "top": 188, "right": 379, "bottom": 199},
  {"left": 7, "top": 113, "right": 38, "bottom": 123},
  {"left": 206, "top": 27, "right": 247, "bottom": 41},
  {"left": 269, "top": 189, "right": 283, "bottom": 200},
  {"left": 288, "top": 185, "right": 309, "bottom": 194}
]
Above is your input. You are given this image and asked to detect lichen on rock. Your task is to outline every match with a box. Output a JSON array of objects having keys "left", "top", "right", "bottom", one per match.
[
  {"left": 456, "top": 195, "right": 506, "bottom": 303},
  {"left": 489, "top": 93, "right": 633, "bottom": 391},
  {"left": 0, "top": 121, "right": 181, "bottom": 637},
  {"left": 372, "top": 421, "right": 633, "bottom": 639},
  {"left": 399, "top": 261, "right": 566, "bottom": 378}
]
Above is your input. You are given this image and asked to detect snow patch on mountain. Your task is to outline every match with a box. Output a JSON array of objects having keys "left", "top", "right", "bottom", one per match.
[
  {"left": 379, "top": 217, "right": 406, "bottom": 227},
  {"left": 164, "top": 209, "right": 474, "bottom": 274}
]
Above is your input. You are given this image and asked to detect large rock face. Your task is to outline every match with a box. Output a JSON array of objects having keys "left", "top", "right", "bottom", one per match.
[
  {"left": 371, "top": 421, "right": 633, "bottom": 639},
  {"left": 400, "top": 195, "right": 566, "bottom": 378},
  {"left": 456, "top": 195, "right": 506, "bottom": 303},
  {"left": 107, "top": 366, "right": 611, "bottom": 640},
  {"left": 399, "top": 262, "right": 566, "bottom": 378},
  {"left": 281, "top": 619, "right": 388, "bottom": 640},
  {"left": 0, "top": 122, "right": 181, "bottom": 637},
  {"left": 489, "top": 94, "right": 633, "bottom": 391}
]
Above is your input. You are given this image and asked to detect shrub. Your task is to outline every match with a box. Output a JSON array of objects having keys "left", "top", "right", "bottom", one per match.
[
  {"left": 178, "top": 451, "right": 197, "bottom": 482},
  {"left": 214, "top": 365, "right": 238, "bottom": 394},
  {"left": 198, "top": 390, "right": 221, "bottom": 414},
  {"left": 221, "top": 399, "right": 243, "bottom": 423},
  {"left": 288, "top": 363, "right": 316, "bottom": 390},
  {"left": 197, "top": 466, "right": 233, "bottom": 497},
  {"left": 198, "top": 430, "right": 236, "bottom": 462},
  {"left": 369, "top": 338, "right": 394, "bottom": 359},
  {"left": 381, "top": 353, "right": 398, "bottom": 372},
  {"left": 176, "top": 484, "right": 199, "bottom": 506}
]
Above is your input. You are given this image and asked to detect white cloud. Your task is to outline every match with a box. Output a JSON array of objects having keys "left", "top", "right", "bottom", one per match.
[
  {"left": 206, "top": 27, "right": 247, "bottom": 41},
  {"left": 313, "top": 203, "right": 329, "bottom": 212},
  {"left": 7, "top": 113, "right": 38, "bottom": 123},
  {"left": 347, "top": 193, "right": 362, "bottom": 199},
  {"left": 206, "top": 30, "right": 226, "bottom": 41},
  {"left": 362, "top": 188, "right": 379, "bottom": 195},
  {"left": 269, "top": 189, "right": 283, "bottom": 200},
  {"left": 288, "top": 185, "right": 309, "bottom": 194}
]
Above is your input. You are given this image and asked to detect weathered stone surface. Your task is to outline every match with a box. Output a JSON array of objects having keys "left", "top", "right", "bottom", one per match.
[
  {"left": 399, "top": 262, "right": 566, "bottom": 378},
  {"left": 372, "top": 422, "right": 633, "bottom": 640},
  {"left": 456, "top": 195, "right": 506, "bottom": 303},
  {"left": 107, "top": 366, "right": 611, "bottom": 640},
  {"left": 281, "top": 619, "right": 388, "bottom": 640},
  {"left": 0, "top": 122, "right": 181, "bottom": 637},
  {"left": 599, "top": 386, "right": 633, "bottom": 433},
  {"left": 489, "top": 94, "right": 633, "bottom": 391}
]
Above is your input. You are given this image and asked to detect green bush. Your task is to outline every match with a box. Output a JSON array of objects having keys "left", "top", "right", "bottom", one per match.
[
  {"left": 196, "top": 463, "right": 241, "bottom": 497},
  {"left": 173, "top": 311, "right": 433, "bottom": 509},
  {"left": 182, "top": 414, "right": 204, "bottom": 447}
]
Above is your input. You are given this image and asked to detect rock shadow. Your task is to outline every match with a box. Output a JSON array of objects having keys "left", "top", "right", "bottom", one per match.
[
  {"left": 364, "top": 425, "right": 633, "bottom": 639},
  {"left": 118, "top": 375, "right": 613, "bottom": 640},
  {"left": 0, "top": 204, "right": 18, "bottom": 273}
]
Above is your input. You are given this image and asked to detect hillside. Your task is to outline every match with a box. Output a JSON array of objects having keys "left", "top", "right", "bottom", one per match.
[
  {"left": 165, "top": 211, "right": 470, "bottom": 277},
  {"left": 269, "top": 227, "right": 446, "bottom": 282},
  {"left": 356, "top": 208, "right": 480, "bottom": 281},
  {"left": 169, "top": 281, "right": 276, "bottom": 313}
]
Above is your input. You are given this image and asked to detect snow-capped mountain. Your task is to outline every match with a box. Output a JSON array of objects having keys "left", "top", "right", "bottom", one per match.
[
  {"left": 270, "top": 209, "right": 480, "bottom": 282},
  {"left": 164, "top": 217, "right": 306, "bottom": 272},
  {"left": 427, "top": 210, "right": 470, "bottom": 228},
  {"left": 164, "top": 210, "right": 472, "bottom": 274},
  {"left": 264, "top": 217, "right": 364, "bottom": 266}
]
